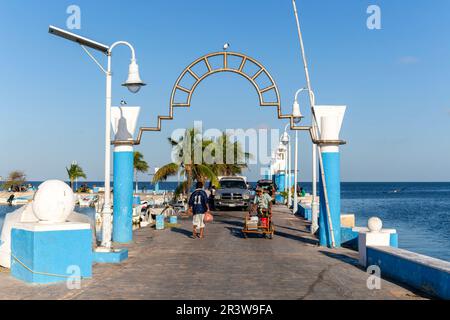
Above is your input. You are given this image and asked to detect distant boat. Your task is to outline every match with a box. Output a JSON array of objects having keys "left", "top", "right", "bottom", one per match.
[{"left": 387, "top": 187, "right": 407, "bottom": 194}]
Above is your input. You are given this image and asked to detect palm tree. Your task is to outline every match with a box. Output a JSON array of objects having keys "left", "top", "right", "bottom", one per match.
[
  {"left": 153, "top": 128, "right": 218, "bottom": 196},
  {"left": 2, "top": 170, "right": 26, "bottom": 191},
  {"left": 66, "top": 163, "right": 87, "bottom": 191},
  {"left": 134, "top": 151, "right": 149, "bottom": 193},
  {"left": 153, "top": 128, "right": 253, "bottom": 198},
  {"left": 210, "top": 133, "right": 252, "bottom": 176}
]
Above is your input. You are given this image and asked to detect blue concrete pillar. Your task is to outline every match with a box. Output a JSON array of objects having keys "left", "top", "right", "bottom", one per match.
[
  {"left": 113, "top": 144, "right": 134, "bottom": 243},
  {"left": 318, "top": 150, "right": 341, "bottom": 247},
  {"left": 263, "top": 167, "right": 270, "bottom": 180},
  {"left": 314, "top": 105, "right": 346, "bottom": 248},
  {"left": 274, "top": 173, "right": 285, "bottom": 203}
]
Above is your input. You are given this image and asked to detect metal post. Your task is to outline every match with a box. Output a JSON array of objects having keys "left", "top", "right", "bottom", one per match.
[
  {"left": 292, "top": 0, "right": 330, "bottom": 239},
  {"left": 311, "top": 143, "right": 319, "bottom": 234},
  {"left": 293, "top": 130, "right": 298, "bottom": 214},
  {"left": 284, "top": 145, "right": 288, "bottom": 196},
  {"left": 101, "top": 53, "right": 113, "bottom": 249},
  {"left": 287, "top": 138, "right": 292, "bottom": 208}
]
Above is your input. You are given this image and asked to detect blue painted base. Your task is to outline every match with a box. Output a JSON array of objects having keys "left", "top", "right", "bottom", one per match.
[
  {"left": 156, "top": 215, "right": 165, "bottom": 230},
  {"left": 93, "top": 248, "right": 128, "bottom": 264},
  {"left": 340, "top": 227, "right": 399, "bottom": 251},
  {"left": 390, "top": 233, "right": 399, "bottom": 247},
  {"left": 341, "top": 227, "right": 359, "bottom": 250},
  {"left": 367, "top": 246, "right": 450, "bottom": 299},
  {"left": 169, "top": 216, "right": 178, "bottom": 224},
  {"left": 11, "top": 226, "right": 92, "bottom": 284},
  {"left": 318, "top": 152, "right": 341, "bottom": 248},
  {"left": 297, "top": 204, "right": 312, "bottom": 221},
  {"left": 273, "top": 173, "right": 286, "bottom": 203},
  {"left": 113, "top": 151, "right": 134, "bottom": 244}
]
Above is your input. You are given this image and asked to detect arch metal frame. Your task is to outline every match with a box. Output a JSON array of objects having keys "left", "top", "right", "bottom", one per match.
[{"left": 130, "top": 51, "right": 294, "bottom": 145}]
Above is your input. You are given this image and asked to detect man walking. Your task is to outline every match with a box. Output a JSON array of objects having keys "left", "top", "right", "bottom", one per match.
[{"left": 188, "top": 181, "right": 210, "bottom": 239}]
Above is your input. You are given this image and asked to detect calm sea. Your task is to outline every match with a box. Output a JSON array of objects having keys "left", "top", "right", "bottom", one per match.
[{"left": 1, "top": 182, "right": 449, "bottom": 262}]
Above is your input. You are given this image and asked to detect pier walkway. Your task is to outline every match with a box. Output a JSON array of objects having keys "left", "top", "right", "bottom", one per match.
[{"left": 0, "top": 205, "right": 427, "bottom": 300}]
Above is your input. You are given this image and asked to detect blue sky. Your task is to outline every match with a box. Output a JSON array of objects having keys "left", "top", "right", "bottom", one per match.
[{"left": 0, "top": 0, "right": 449, "bottom": 182}]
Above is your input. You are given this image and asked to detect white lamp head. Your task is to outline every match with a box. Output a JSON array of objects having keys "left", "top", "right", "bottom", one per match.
[
  {"left": 281, "top": 132, "right": 289, "bottom": 145},
  {"left": 292, "top": 100, "right": 303, "bottom": 124},
  {"left": 122, "top": 59, "right": 146, "bottom": 93}
]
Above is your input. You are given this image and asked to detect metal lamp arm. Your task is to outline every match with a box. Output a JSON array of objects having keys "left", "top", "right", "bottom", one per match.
[
  {"left": 80, "top": 41, "right": 136, "bottom": 75},
  {"left": 109, "top": 41, "right": 136, "bottom": 61}
]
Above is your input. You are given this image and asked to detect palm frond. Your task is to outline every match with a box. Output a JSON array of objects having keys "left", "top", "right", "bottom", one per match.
[{"left": 152, "top": 163, "right": 179, "bottom": 183}]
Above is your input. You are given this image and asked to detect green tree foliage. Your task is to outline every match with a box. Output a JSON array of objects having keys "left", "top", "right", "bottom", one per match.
[
  {"left": 134, "top": 151, "right": 149, "bottom": 193},
  {"left": 153, "top": 128, "right": 252, "bottom": 197},
  {"left": 66, "top": 163, "right": 87, "bottom": 191},
  {"left": 2, "top": 170, "right": 26, "bottom": 191}
]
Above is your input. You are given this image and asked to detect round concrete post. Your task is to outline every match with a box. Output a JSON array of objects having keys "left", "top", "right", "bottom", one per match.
[
  {"left": 314, "top": 107, "right": 346, "bottom": 248},
  {"left": 318, "top": 148, "right": 341, "bottom": 247},
  {"left": 113, "top": 144, "right": 134, "bottom": 243}
]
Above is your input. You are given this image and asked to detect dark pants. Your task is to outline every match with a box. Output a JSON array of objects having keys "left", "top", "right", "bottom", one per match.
[{"left": 208, "top": 197, "right": 215, "bottom": 210}]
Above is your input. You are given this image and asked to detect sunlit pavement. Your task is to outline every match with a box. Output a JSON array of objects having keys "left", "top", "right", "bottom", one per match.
[{"left": 0, "top": 205, "right": 427, "bottom": 300}]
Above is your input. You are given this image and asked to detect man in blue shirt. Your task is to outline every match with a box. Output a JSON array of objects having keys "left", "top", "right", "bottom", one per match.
[{"left": 188, "top": 181, "right": 210, "bottom": 239}]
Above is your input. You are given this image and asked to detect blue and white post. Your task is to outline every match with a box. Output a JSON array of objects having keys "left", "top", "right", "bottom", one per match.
[
  {"left": 314, "top": 106, "right": 346, "bottom": 248},
  {"left": 274, "top": 171, "right": 286, "bottom": 203},
  {"left": 111, "top": 106, "right": 140, "bottom": 244},
  {"left": 113, "top": 143, "right": 134, "bottom": 243}
]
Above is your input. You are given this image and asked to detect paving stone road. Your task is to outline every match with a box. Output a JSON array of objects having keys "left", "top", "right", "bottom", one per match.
[{"left": 0, "top": 205, "right": 427, "bottom": 300}]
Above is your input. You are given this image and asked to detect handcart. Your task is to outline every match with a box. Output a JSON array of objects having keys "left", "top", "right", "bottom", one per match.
[{"left": 242, "top": 207, "right": 275, "bottom": 239}]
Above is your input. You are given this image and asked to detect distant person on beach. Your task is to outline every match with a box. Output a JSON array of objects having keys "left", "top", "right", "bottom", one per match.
[
  {"left": 7, "top": 194, "right": 15, "bottom": 206},
  {"left": 188, "top": 181, "right": 210, "bottom": 239},
  {"left": 208, "top": 185, "right": 216, "bottom": 211},
  {"left": 299, "top": 187, "right": 306, "bottom": 197}
]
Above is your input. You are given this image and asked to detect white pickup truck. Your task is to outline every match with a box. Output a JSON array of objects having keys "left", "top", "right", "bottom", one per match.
[{"left": 214, "top": 176, "right": 252, "bottom": 211}]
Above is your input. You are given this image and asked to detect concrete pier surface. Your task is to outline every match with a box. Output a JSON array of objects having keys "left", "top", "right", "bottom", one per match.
[{"left": 0, "top": 205, "right": 428, "bottom": 300}]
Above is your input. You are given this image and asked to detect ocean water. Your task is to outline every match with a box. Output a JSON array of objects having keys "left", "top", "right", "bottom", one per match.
[
  {"left": 1, "top": 182, "right": 449, "bottom": 262},
  {"left": 339, "top": 182, "right": 450, "bottom": 262}
]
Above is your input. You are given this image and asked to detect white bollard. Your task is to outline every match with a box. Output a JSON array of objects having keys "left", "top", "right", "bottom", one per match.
[{"left": 358, "top": 217, "right": 391, "bottom": 267}]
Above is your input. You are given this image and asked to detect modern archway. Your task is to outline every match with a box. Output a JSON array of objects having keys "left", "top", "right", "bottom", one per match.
[{"left": 133, "top": 51, "right": 291, "bottom": 144}]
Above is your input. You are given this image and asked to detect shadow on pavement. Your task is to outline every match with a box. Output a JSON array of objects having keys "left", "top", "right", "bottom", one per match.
[
  {"left": 275, "top": 224, "right": 310, "bottom": 234},
  {"left": 225, "top": 226, "right": 246, "bottom": 239},
  {"left": 215, "top": 218, "right": 244, "bottom": 228},
  {"left": 274, "top": 230, "right": 319, "bottom": 246},
  {"left": 170, "top": 227, "right": 192, "bottom": 238},
  {"left": 318, "top": 250, "right": 359, "bottom": 267}
]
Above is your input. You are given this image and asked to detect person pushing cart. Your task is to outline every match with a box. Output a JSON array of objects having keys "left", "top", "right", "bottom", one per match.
[{"left": 243, "top": 188, "right": 274, "bottom": 239}]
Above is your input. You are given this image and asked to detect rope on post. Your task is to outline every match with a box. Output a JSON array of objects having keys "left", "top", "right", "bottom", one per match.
[{"left": 11, "top": 254, "right": 87, "bottom": 279}]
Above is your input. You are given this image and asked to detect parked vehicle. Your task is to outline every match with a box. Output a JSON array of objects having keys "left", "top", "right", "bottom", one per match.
[{"left": 214, "top": 176, "right": 251, "bottom": 211}]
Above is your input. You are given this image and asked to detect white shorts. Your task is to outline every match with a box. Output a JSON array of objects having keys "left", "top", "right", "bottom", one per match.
[{"left": 193, "top": 214, "right": 205, "bottom": 228}]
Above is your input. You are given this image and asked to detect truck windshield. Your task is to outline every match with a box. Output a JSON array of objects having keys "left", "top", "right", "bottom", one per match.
[{"left": 220, "top": 180, "right": 247, "bottom": 189}]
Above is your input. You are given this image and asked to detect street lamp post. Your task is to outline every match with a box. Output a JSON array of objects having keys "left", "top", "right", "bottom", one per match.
[
  {"left": 292, "top": 88, "right": 306, "bottom": 215},
  {"left": 292, "top": 88, "right": 318, "bottom": 228},
  {"left": 48, "top": 26, "right": 146, "bottom": 250},
  {"left": 281, "top": 127, "right": 290, "bottom": 207},
  {"left": 290, "top": 0, "right": 347, "bottom": 247},
  {"left": 102, "top": 41, "right": 145, "bottom": 249}
]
